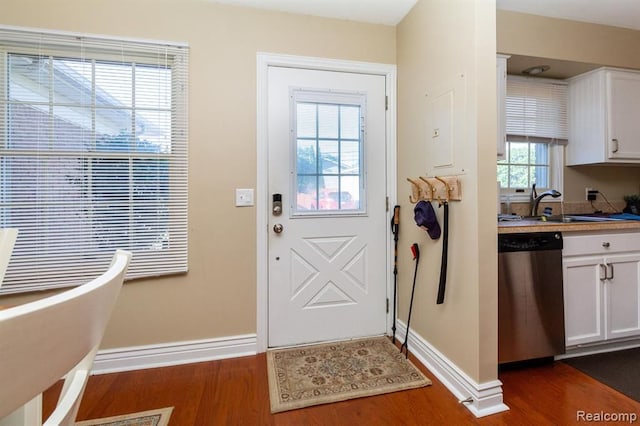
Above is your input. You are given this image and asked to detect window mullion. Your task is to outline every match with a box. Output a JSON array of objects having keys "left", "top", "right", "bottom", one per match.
[
  {"left": 315, "top": 104, "right": 319, "bottom": 210},
  {"left": 337, "top": 105, "right": 342, "bottom": 204}
]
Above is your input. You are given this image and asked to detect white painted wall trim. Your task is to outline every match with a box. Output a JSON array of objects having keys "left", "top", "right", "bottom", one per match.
[
  {"left": 395, "top": 321, "right": 509, "bottom": 418},
  {"left": 90, "top": 327, "right": 508, "bottom": 418},
  {"left": 557, "top": 339, "right": 640, "bottom": 360},
  {"left": 92, "top": 334, "right": 257, "bottom": 375},
  {"left": 256, "top": 52, "right": 398, "bottom": 352}
]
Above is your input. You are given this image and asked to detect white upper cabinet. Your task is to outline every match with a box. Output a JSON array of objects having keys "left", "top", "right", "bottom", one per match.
[
  {"left": 567, "top": 67, "right": 640, "bottom": 165},
  {"left": 496, "top": 55, "right": 508, "bottom": 160}
]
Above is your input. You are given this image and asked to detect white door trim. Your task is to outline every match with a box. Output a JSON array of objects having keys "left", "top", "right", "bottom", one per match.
[{"left": 256, "top": 53, "right": 397, "bottom": 352}]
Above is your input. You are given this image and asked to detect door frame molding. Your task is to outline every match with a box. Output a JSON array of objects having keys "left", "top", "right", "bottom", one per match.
[{"left": 256, "top": 53, "right": 397, "bottom": 352}]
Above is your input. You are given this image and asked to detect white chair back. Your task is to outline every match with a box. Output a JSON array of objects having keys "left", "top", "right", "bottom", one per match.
[
  {"left": 0, "top": 249, "right": 131, "bottom": 425},
  {"left": 0, "top": 228, "right": 18, "bottom": 287}
]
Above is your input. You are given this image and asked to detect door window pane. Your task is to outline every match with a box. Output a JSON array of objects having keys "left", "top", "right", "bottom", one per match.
[
  {"left": 340, "top": 140, "right": 360, "bottom": 174},
  {"left": 296, "top": 103, "right": 316, "bottom": 138},
  {"left": 318, "top": 104, "right": 338, "bottom": 139},
  {"left": 318, "top": 140, "right": 339, "bottom": 174},
  {"left": 340, "top": 106, "right": 360, "bottom": 139},
  {"left": 296, "top": 175, "right": 317, "bottom": 211},
  {"left": 293, "top": 93, "right": 363, "bottom": 214}
]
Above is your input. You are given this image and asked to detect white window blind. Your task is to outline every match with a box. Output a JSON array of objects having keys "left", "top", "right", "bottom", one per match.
[
  {"left": 506, "top": 75, "right": 568, "bottom": 143},
  {"left": 0, "top": 26, "right": 189, "bottom": 294}
]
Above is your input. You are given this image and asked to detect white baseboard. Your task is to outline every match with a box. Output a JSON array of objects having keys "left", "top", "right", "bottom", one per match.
[
  {"left": 92, "top": 334, "right": 257, "bottom": 375},
  {"left": 92, "top": 328, "right": 508, "bottom": 418},
  {"left": 557, "top": 339, "right": 640, "bottom": 360},
  {"left": 394, "top": 321, "right": 509, "bottom": 418}
]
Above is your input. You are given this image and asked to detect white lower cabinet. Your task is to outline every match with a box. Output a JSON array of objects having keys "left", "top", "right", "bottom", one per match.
[{"left": 563, "top": 233, "right": 640, "bottom": 348}]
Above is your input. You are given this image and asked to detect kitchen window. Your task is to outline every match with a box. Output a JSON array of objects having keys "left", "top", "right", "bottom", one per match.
[
  {"left": 498, "top": 76, "right": 567, "bottom": 199},
  {"left": 0, "top": 26, "right": 189, "bottom": 294}
]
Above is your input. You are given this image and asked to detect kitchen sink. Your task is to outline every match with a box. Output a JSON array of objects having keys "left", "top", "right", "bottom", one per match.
[
  {"left": 535, "top": 213, "right": 624, "bottom": 223},
  {"left": 498, "top": 212, "right": 631, "bottom": 224}
]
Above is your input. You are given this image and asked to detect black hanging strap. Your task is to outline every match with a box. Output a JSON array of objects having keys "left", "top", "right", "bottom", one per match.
[{"left": 436, "top": 201, "right": 449, "bottom": 304}]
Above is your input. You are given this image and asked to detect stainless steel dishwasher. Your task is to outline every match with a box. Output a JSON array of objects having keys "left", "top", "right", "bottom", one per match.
[{"left": 498, "top": 232, "right": 565, "bottom": 364}]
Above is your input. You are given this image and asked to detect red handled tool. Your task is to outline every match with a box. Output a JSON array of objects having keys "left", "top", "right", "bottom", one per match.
[{"left": 400, "top": 243, "right": 420, "bottom": 358}]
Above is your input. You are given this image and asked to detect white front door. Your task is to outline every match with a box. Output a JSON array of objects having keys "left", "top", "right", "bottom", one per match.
[{"left": 267, "top": 66, "right": 388, "bottom": 348}]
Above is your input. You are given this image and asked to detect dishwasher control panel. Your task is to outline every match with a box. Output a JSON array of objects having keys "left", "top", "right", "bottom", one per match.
[{"left": 498, "top": 232, "right": 563, "bottom": 253}]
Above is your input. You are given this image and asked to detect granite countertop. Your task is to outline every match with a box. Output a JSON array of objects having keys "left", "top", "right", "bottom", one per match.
[{"left": 498, "top": 218, "right": 640, "bottom": 234}]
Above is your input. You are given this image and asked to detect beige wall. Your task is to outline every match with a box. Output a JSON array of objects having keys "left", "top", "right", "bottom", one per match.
[
  {"left": 497, "top": 10, "right": 640, "bottom": 202},
  {"left": 1, "top": 0, "right": 396, "bottom": 347},
  {"left": 397, "top": 0, "right": 497, "bottom": 383}
]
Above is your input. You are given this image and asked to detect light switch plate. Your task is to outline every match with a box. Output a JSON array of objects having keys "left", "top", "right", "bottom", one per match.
[{"left": 235, "top": 188, "right": 254, "bottom": 207}]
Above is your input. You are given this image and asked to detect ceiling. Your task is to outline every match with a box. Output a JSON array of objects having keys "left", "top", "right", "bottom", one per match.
[
  {"left": 212, "top": 0, "right": 640, "bottom": 30},
  {"left": 497, "top": 0, "right": 640, "bottom": 31},
  {"left": 211, "top": 0, "right": 417, "bottom": 26},
  {"left": 498, "top": 0, "right": 640, "bottom": 78}
]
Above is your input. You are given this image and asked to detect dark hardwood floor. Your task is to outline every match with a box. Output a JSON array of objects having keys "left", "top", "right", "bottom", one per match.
[{"left": 44, "top": 349, "right": 640, "bottom": 425}]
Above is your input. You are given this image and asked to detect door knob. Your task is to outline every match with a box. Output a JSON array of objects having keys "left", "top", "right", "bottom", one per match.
[{"left": 273, "top": 224, "right": 284, "bottom": 234}]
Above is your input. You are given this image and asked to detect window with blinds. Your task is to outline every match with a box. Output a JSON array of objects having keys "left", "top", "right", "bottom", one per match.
[
  {"left": 498, "top": 76, "right": 567, "bottom": 193},
  {"left": 0, "top": 26, "right": 189, "bottom": 294}
]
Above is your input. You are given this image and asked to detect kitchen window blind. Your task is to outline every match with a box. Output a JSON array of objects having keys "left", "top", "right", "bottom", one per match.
[
  {"left": 0, "top": 26, "right": 189, "bottom": 294},
  {"left": 506, "top": 75, "right": 568, "bottom": 143}
]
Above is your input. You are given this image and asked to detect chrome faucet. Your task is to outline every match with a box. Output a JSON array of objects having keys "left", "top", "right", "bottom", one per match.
[{"left": 530, "top": 183, "right": 562, "bottom": 216}]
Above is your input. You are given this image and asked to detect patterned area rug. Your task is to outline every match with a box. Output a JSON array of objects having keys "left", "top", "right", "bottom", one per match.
[
  {"left": 75, "top": 407, "right": 173, "bottom": 426},
  {"left": 267, "top": 336, "right": 431, "bottom": 413}
]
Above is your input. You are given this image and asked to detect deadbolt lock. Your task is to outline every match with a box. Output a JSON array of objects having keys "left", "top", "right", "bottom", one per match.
[{"left": 272, "top": 193, "right": 282, "bottom": 216}]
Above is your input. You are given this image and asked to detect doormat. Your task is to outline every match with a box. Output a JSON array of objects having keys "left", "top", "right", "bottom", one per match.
[
  {"left": 75, "top": 407, "right": 173, "bottom": 426},
  {"left": 266, "top": 336, "right": 431, "bottom": 413},
  {"left": 563, "top": 347, "right": 640, "bottom": 402}
]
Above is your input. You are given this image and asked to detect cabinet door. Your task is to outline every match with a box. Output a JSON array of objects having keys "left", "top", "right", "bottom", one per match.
[
  {"left": 605, "top": 253, "right": 640, "bottom": 340},
  {"left": 607, "top": 71, "right": 640, "bottom": 160},
  {"left": 563, "top": 256, "right": 605, "bottom": 346}
]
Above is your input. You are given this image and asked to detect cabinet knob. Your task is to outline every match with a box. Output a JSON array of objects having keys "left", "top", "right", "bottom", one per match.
[
  {"left": 602, "top": 242, "right": 610, "bottom": 248},
  {"left": 611, "top": 139, "right": 619, "bottom": 153}
]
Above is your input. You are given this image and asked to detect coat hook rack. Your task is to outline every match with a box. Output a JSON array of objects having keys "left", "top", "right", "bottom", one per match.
[{"left": 406, "top": 175, "right": 462, "bottom": 203}]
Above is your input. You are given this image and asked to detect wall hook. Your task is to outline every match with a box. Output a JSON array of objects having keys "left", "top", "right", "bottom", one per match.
[
  {"left": 435, "top": 176, "right": 451, "bottom": 204},
  {"left": 418, "top": 177, "right": 435, "bottom": 200},
  {"left": 406, "top": 178, "right": 422, "bottom": 204}
]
